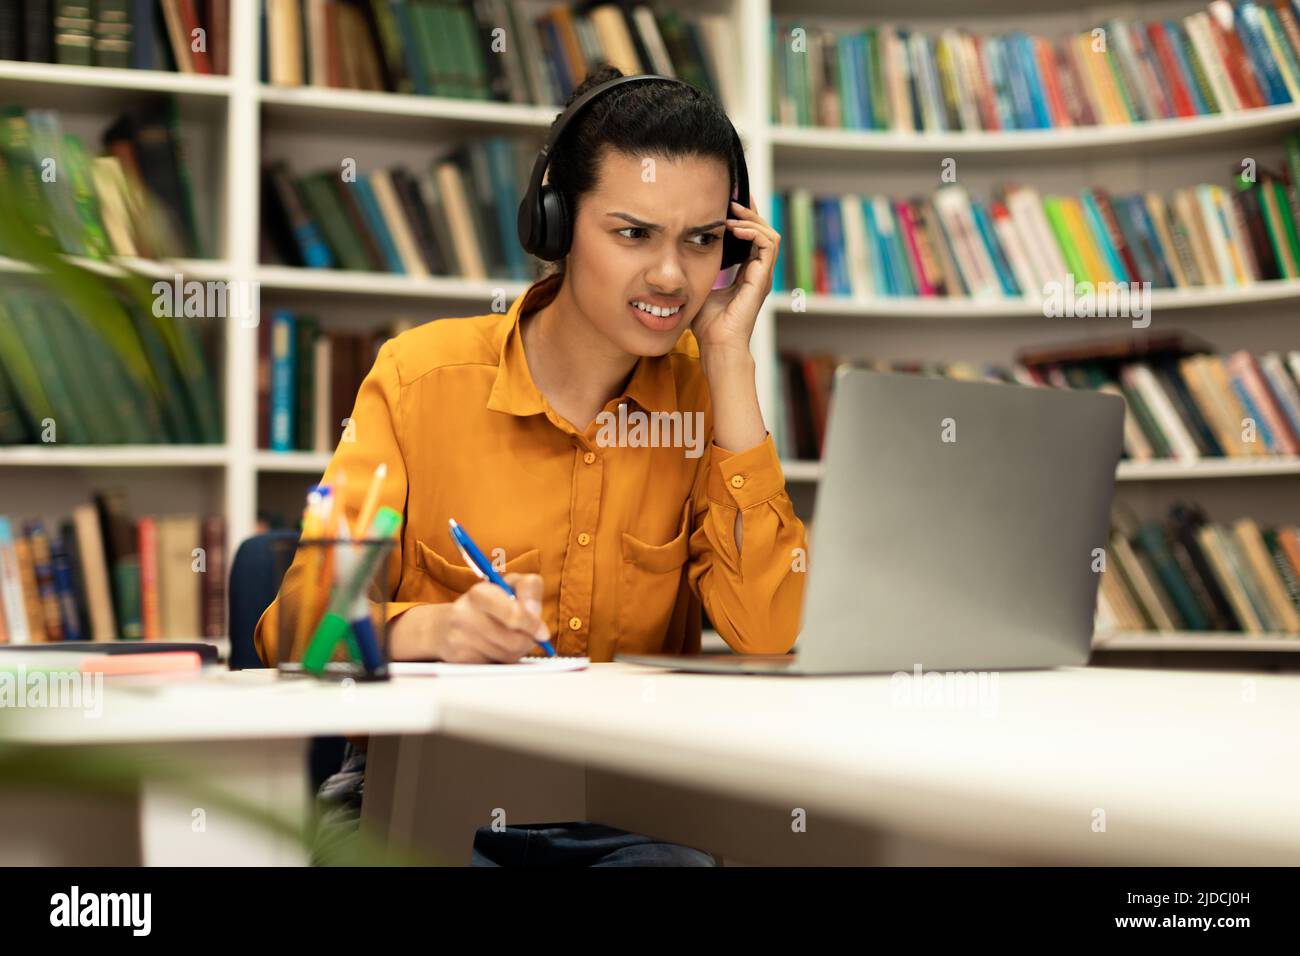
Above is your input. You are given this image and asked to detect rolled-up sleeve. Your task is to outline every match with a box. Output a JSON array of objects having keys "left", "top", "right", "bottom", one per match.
[{"left": 686, "top": 432, "right": 807, "bottom": 653}]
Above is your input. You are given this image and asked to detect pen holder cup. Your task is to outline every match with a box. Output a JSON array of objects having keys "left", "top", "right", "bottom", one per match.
[{"left": 270, "top": 535, "right": 397, "bottom": 682}]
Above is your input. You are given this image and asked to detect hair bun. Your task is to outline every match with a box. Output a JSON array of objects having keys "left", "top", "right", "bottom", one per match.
[{"left": 563, "top": 63, "right": 625, "bottom": 108}]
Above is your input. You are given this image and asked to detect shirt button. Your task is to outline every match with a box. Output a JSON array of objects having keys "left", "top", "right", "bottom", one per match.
[
  {"left": 583, "top": 451, "right": 596, "bottom": 465},
  {"left": 568, "top": 616, "right": 582, "bottom": 631},
  {"left": 577, "top": 532, "right": 591, "bottom": 546},
  {"left": 730, "top": 474, "right": 745, "bottom": 489}
]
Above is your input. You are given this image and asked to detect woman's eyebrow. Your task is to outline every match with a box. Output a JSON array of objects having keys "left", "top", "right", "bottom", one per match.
[{"left": 606, "top": 212, "right": 726, "bottom": 233}]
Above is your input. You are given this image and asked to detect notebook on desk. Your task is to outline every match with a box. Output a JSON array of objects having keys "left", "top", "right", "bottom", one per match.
[
  {"left": 390, "top": 657, "right": 589, "bottom": 677},
  {"left": 617, "top": 368, "right": 1125, "bottom": 676}
]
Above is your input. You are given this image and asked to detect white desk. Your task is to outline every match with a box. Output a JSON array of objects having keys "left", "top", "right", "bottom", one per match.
[
  {"left": 5, "top": 663, "right": 1298, "bottom": 866},
  {"left": 361, "top": 662, "right": 1300, "bottom": 866},
  {"left": 0, "top": 668, "right": 442, "bottom": 865}
]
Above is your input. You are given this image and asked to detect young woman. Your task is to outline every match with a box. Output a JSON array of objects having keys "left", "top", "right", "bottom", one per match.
[{"left": 256, "top": 65, "right": 807, "bottom": 866}]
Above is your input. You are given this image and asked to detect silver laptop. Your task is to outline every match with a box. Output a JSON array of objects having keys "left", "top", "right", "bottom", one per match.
[{"left": 616, "top": 367, "right": 1125, "bottom": 675}]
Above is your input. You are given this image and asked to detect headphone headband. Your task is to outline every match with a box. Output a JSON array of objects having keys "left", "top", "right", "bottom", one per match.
[
  {"left": 517, "top": 73, "right": 752, "bottom": 268},
  {"left": 521, "top": 74, "right": 679, "bottom": 208}
]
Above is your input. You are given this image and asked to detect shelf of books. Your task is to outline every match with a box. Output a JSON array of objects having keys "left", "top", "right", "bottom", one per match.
[
  {"left": 3, "top": 0, "right": 1299, "bottom": 652},
  {"left": 766, "top": 0, "right": 1300, "bottom": 650},
  {"left": 0, "top": 0, "right": 240, "bottom": 653}
]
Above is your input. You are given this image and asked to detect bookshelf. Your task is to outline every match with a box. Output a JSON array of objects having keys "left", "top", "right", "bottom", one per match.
[
  {"left": 765, "top": 0, "right": 1300, "bottom": 648},
  {"left": 1, "top": 0, "right": 1297, "bottom": 651}
]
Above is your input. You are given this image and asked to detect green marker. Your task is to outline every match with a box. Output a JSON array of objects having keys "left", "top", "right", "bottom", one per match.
[{"left": 302, "top": 506, "right": 402, "bottom": 674}]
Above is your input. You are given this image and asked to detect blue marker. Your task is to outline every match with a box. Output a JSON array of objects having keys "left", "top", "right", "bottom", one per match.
[{"left": 448, "top": 518, "right": 555, "bottom": 657}]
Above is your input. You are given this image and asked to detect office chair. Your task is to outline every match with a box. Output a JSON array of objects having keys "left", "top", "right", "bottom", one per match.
[{"left": 227, "top": 530, "right": 346, "bottom": 792}]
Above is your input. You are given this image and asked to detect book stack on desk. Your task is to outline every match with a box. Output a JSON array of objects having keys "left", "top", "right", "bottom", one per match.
[{"left": 0, "top": 491, "right": 225, "bottom": 644}]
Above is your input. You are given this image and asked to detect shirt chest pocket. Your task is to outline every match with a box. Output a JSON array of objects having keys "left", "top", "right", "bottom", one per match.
[
  {"left": 616, "top": 505, "right": 692, "bottom": 654},
  {"left": 414, "top": 539, "right": 541, "bottom": 603}
]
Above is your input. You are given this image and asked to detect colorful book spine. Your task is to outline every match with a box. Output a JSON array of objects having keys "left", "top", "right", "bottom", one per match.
[{"left": 270, "top": 310, "right": 297, "bottom": 452}]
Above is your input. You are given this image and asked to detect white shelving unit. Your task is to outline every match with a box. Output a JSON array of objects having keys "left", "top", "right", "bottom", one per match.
[
  {"left": 1, "top": 0, "right": 1297, "bottom": 653},
  {"left": 763, "top": 0, "right": 1300, "bottom": 653}
]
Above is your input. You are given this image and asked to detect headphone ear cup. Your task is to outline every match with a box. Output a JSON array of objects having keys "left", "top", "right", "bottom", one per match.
[
  {"left": 536, "top": 185, "right": 571, "bottom": 261},
  {"left": 517, "top": 190, "right": 542, "bottom": 257},
  {"left": 721, "top": 229, "right": 750, "bottom": 270},
  {"left": 721, "top": 142, "right": 752, "bottom": 269}
]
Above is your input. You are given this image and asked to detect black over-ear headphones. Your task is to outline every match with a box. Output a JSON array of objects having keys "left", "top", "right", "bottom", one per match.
[{"left": 516, "top": 73, "right": 752, "bottom": 269}]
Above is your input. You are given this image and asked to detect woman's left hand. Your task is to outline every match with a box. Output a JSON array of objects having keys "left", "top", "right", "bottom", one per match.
[{"left": 690, "top": 194, "right": 780, "bottom": 359}]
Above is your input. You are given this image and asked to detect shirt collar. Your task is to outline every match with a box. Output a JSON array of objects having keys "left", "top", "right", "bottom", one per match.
[{"left": 486, "top": 273, "right": 680, "bottom": 417}]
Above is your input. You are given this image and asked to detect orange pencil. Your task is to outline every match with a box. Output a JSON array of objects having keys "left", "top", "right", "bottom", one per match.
[
  {"left": 354, "top": 463, "right": 388, "bottom": 539},
  {"left": 294, "top": 488, "right": 330, "bottom": 658}
]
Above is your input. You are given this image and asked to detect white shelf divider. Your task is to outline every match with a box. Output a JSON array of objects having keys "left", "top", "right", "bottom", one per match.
[
  {"left": 781, "top": 457, "right": 1300, "bottom": 483},
  {"left": 257, "top": 83, "right": 559, "bottom": 128},
  {"left": 771, "top": 279, "right": 1300, "bottom": 320},
  {"left": 0, "top": 255, "right": 232, "bottom": 280},
  {"left": 1093, "top": 631, "right": 1300, "bottom": 651},
  {"left": 223, "top": 0, "right": 262, "bottom": 551},
  {"left": 0, "top": 60, "right": 234, "bottom": 97},
  {"left": 770, "top": 102, "right": 1300, "bottom": 164},
  {"left": 0, "top": 446, "right": 229, "bottom": 468},
  {"left": 256, "top": 265, "right": 530, "bottom": 301},
  {"left": 1114, "top": 457, "right": 1300, "bottom": 480},
  {"left": 254, "top": 451, "right": 332, "bottom": 474}
]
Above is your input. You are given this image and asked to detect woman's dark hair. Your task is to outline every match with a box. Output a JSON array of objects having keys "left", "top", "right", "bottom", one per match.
[{"left": 543, "top": 64, "right": 738, "bottom": 271}]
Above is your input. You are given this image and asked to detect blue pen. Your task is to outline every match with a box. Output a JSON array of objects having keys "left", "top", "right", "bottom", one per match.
[
  {"left": 448, "top": 518, "right": 556, "bottom": 657},
  {"left": 339, "top": 521, "right": 386, "bottom": 674}
]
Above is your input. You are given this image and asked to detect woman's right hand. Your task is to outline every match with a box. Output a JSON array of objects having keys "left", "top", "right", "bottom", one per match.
[{"left": 413, "top": 573, "right": 550, "bottom": 663}]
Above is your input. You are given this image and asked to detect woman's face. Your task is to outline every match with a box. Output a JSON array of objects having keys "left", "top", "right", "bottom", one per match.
[{"left": 564, "top": 147, "right": 731, "bottom": 356}]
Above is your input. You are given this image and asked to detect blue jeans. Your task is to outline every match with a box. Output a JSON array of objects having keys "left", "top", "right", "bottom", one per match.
[{"left": 471, "top": 822, "right": 717, "bottom": 867}]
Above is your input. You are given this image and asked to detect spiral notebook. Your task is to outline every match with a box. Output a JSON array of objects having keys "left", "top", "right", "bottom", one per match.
[{"left": 389, "top": 657, "right": 589, "bottom": 677}]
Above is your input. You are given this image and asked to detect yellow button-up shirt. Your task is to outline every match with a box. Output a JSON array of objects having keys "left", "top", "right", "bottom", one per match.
[{"left": 254, "top": 274, "right": 807, "bottom": 665}]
